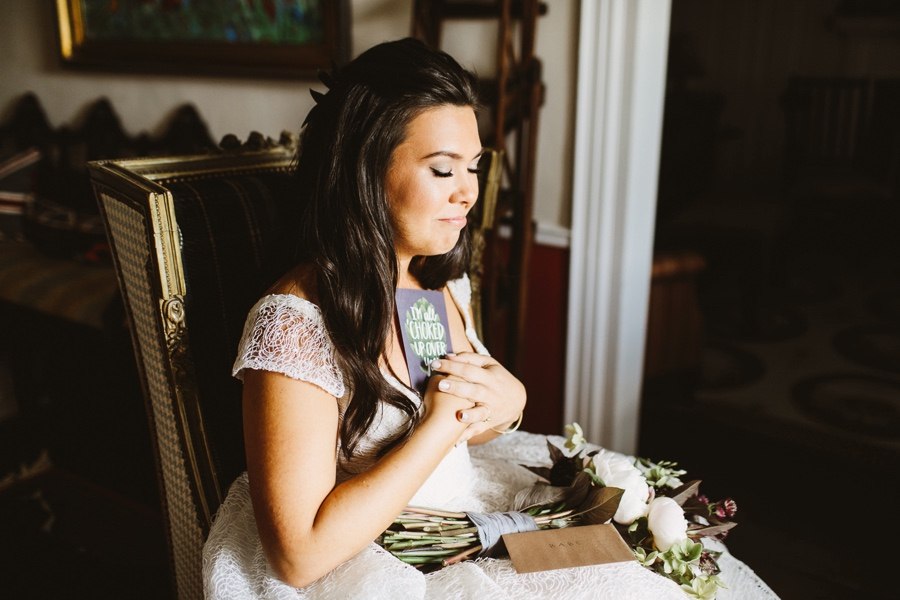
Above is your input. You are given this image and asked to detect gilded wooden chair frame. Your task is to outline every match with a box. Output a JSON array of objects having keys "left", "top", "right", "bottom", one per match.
[{"left": 90, "top": 145, "right": 295, "bottom": 600}]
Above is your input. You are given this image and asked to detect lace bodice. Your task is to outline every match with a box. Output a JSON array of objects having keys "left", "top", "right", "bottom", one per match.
[{"left": 231, "top": 274, "right": 486, "bottom": 507}]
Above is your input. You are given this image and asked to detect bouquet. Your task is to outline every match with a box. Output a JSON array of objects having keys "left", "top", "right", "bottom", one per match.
[{"left": 376, "top": 424, "right": 737, "bottom": 599}]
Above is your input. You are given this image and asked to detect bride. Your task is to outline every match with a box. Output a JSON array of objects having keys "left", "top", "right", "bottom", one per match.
[{"left": 203, "top": 38, "right": 777, "bottom": 600}]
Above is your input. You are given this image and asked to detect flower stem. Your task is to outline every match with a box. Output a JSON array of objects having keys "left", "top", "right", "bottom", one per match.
[
  {"left": 403, "top": 507, "right": 467, "bottom": 519},
  {"left": 442, "top": 544, "right": 483, "bottom": 566}
]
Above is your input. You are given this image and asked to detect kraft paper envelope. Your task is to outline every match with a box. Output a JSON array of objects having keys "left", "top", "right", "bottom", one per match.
[{"left": 503, "top": 523, "right": 635, "bottom": 573}]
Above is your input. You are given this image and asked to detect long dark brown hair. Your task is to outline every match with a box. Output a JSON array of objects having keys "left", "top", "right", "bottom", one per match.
[{"left": 292, "top": 38, "right": 480, "bottom": 458}]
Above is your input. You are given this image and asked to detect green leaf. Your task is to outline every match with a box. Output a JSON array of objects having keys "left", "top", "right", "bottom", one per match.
[
  {"left": 669, "top": 538, "right": 703, "bottom": 563},
  {"left": 684, "top": 541, "right": 703, "bottom": 562},
  {"left": 582, "top": 466, "right": 605, "bottom": 487},
  {"left": 634, "top": 547, "right": 659, "bottom": 566},
  {"left": 682, "top": 574, "right": 725, "bottom": 600}
]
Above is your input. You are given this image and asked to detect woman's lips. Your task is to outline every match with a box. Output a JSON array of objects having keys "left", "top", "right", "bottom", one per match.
[{"left": 439, "top": 217, "right": 468, "bottom": 228}]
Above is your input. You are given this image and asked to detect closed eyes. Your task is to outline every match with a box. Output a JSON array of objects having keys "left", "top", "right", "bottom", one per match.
[{"left": 430, "top": 167, "right": 482, "bottom": 178}]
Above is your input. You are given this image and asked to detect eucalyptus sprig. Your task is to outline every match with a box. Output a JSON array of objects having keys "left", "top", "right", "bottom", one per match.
[{"left": 636, "top": 457, "right": 687, "bottom": 490}]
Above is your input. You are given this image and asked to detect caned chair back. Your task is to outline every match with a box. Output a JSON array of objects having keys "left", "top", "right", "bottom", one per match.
[
  {"left": 89, "top": 142, "right": 501, "bottom": 600},
  {"left": 89, "top": 142, "right": 298, "bottom": 599}
]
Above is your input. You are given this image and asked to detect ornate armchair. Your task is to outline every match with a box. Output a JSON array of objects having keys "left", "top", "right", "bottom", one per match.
[
  {"left": 88, "top": 139, "right": 500, "bottom": 599},
  {"left": 89, "top": 137, "right": 298, "bottom": 599}
]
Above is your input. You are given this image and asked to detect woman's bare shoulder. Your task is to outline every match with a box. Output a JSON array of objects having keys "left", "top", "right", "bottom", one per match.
[{"left": 266, "top": 262, "right": 319, "bottom": 304}]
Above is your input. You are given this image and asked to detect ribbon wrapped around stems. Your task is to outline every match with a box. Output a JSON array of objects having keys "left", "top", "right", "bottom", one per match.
[{"left": 465, "top": 511, "right": 538, "bottom": 555}]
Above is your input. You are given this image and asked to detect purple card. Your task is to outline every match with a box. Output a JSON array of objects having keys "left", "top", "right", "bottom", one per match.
[{"left": 396, "top": 288, "right": 453, "bottom": 394}]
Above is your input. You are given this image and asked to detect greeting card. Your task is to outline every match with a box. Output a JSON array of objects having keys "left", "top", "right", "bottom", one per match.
[{"left": 395, "top": 288, "right": 453, "bottom": 394}]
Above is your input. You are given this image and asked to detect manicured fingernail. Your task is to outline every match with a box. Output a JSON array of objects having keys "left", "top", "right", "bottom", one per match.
[
  {"left": 458, "top": 411, "right": 469, "bottom": 422},
  {"left": 438, "top": 379, "right": 450, "bottom": 391},
  {"left": 431, "top": 359, "right": 442, "bottom": 369}
]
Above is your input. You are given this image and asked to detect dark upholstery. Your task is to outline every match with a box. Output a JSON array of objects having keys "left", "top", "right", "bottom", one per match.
[{"left": 168, "top": 173, "right": 297, "bottom": 491}]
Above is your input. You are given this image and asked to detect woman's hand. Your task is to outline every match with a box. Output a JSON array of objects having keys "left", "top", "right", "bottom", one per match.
[
  {"left": 428, "top": 352, "right": 526, "bottom": 442},
  {"left": 420, "top": 372, "right": 475, "bottom": 441}
]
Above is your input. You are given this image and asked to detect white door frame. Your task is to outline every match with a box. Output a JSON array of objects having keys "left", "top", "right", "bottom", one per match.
[{"left": 564, "top": 0, "right": 671, "bottom": 454}]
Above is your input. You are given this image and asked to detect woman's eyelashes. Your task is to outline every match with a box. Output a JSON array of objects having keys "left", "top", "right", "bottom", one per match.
[
  {"left": 429, "top": 166, "right": 482, "bottom": 178},
  {"left": 430, "top": 167, "right": 453, "bottom": 178}
]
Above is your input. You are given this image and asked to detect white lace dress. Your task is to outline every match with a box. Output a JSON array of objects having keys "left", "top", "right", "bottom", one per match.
[{"left": 203, "top": 276, "right": 779, "bottom": 600}]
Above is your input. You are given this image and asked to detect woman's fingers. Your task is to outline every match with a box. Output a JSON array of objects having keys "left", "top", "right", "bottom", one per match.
[
  {"left": 442, "top": 351, "right": 497, "bottom": 368},
  {"left": 429, "top": 353, "right": 526, "bottom": 431},
  {"left": 456, "top": 404, "right": 492, "bottom": 424},
  {"left": 430, "top": 356, "right": 491, "bottom": 383},
  {"left": 436, "top": 377, "right": 484, "bottom": 402},
  {"left": 435, "top": 378, "right": 496, "bottom": 424}
]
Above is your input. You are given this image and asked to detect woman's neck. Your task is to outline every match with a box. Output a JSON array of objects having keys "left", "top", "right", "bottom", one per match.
[{"left": 396, "top": 256, "right": 423, "bottom": 290}]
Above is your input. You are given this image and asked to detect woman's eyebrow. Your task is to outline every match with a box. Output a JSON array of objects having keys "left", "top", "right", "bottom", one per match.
[{"left": 421, "top": 149, "right": 486, "bottom": 161}]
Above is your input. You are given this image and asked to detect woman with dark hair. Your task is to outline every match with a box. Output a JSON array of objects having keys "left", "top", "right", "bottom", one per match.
[
  {"left": 203, "top": 39, "right": 770, "bottom": 599},
  {"left": 203, "top": 37, "right": 533, "bottom": 596}
]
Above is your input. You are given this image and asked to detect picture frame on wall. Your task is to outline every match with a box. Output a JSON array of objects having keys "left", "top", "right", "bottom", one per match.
[{"left": 55, "top": 0, "right": 350, "bottom": 79}]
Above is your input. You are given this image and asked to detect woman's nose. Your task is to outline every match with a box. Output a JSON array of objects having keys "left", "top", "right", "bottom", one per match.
[{"left": 453, "top": 174, "right": 479, "bottom": 207}]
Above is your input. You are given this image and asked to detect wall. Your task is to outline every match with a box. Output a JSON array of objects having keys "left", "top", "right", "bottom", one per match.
[
  {"left": 0, "top": 0, "right": 578, "bottom": 428},
  {"left": 0, "top": 0, "right": 577, "bottom": 229}
]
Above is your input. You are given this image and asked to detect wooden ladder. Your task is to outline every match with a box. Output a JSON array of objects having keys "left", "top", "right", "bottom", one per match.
[{"left": 411, "top": 0, "right": 546, "bottom": 373}]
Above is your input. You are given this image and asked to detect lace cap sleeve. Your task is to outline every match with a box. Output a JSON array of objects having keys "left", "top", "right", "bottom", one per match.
[
  {"left": 232, "top": 294, "right": 346, "bottom": 398},
  {"left": 446, "top": 273, "right": 490, "bottom": 356}
]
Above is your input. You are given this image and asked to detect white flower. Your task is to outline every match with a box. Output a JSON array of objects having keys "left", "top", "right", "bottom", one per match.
[
  {"left": 647, "top": 496, "right": 688, "bottom": 551},
  {"left": 563, "top": 422, "right": 586, "bottom": 452},
  {"left": 588, "top": 450, "right": 650, "bottom": 524}
]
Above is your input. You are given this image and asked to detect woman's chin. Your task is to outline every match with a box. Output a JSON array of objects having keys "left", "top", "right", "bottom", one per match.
[
  {"left": 399, "top": 231, "right": 463, "bottom": 260},
  {"left": 425, "top": 235, "right": 462, "bottom": 257}
]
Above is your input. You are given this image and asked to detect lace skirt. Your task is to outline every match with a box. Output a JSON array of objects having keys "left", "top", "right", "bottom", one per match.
[{"left": 203, "top": 432, "right": 779, "bottom": 600}]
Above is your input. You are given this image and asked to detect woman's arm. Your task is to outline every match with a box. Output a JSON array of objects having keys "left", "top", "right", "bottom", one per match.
[{"left": 242, "top": 368, "right": 471, "bottom": 588}]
